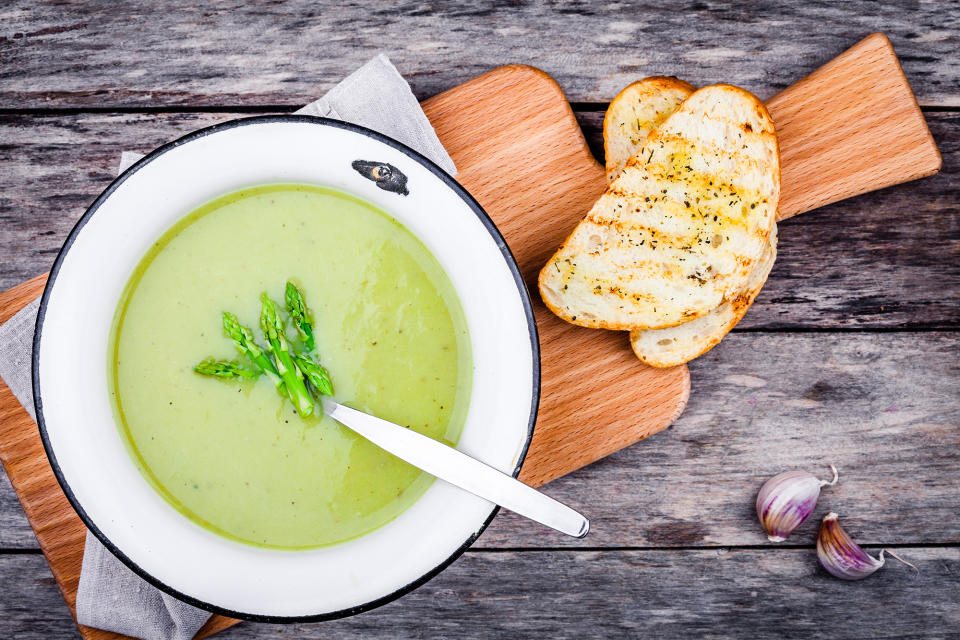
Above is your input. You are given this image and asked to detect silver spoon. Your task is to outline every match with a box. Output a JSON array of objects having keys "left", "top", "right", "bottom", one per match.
[{"left": 321, "top": 398, "right": 589, "bottom": 538}]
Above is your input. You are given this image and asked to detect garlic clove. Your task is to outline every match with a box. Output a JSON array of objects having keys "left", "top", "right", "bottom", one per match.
[
  {"left": 817, "top": 512, "right": 883, "bottom": 580},
  {"left": 816, "top": 512, "right": 918, "bottom": 580},
  {"left": 756, "top": 465, "right": 838, "bottom": 542}
]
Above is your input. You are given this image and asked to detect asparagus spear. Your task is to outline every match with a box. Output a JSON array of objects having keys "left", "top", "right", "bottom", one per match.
[
  {"left": 259, "top": 293, "right": 315, "bottom": 416},
  {"left": 221, "top": 312, "right": 285, "bottom": 393},
  {"left": 293, "top": 352, "right": 334, "bottom": 397},
  {"left": 284, "top": 281, "right": 315, "bottom": 352},
  {"left": 193, "top": 358, "right": 260, "bottom": 379}
]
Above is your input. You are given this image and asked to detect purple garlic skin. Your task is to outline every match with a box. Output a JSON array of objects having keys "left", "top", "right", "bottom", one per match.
[
  {"left": 756, "top": 471, "right": 824, "bottom": 542},
  {"left": 817, "top": 512, "right": 884, "bottom": 580}
]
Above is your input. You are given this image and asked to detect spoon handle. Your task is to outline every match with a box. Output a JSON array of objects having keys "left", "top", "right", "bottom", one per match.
[{"left": 322, "top": 399, "right": 589, "bottom": 538}]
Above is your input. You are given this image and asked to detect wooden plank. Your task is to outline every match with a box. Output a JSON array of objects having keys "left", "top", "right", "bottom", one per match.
[
  {"left": 766, "top": 33, "right": 941, "bottom": 219},
  {"left": 422, "top": 66, "right": 688, "bottom": 486},
  {"left": 571, "top": 33, "right": 942, "bottom": 222},
  {"left": 0, "top": 281, "right": 239, "bottom": 639},
  {"left": 0, "top": 463, "right": 31, "bottom": 548},
  {"left": 3, "top": 331, "right": 958, "bottom": 550},
  {"left": 0, "top": 554, "right": 78, "bottom": 639},
  {"left": 1, "top": 2, "right": 958, "bottom": 108},
  {"left": 0, "top": 68, "right": 690, "bottom": 637},
  {"left": 580, "top": 108, "right": 960, "bottom": 329},
  {"left": 2, "top": 67, "right": 694, "bottom": 493},
  {"left": 482, "top": 331, "right": 960, "bottom": 548},
  {"left": 2, "top": 111, "right": 958, "bottom": 328},
  {"left": 1, "top": 548, "right": 958, "bottom": 639}
]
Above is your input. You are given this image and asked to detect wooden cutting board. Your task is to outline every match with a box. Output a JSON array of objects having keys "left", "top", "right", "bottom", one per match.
[{"left": 0, "top": 32, "right": 940, "bottom": 639}]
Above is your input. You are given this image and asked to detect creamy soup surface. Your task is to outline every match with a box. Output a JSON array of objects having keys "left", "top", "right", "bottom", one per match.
[{"left": 110, "top": 184, "right": 472, "bottom": 549}]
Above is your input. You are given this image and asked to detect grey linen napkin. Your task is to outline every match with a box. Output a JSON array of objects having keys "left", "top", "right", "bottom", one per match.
[{"left": 0, "top": 53, "right": 455, "bottom": 640}]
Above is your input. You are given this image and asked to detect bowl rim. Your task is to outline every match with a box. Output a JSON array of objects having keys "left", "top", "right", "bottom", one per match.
[{"left": 31, "top": 114, "right": 541, "bottom": 622}]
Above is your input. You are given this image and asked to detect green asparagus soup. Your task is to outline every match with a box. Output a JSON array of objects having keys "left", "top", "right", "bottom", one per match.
[{"left": 109, "top": 184, "right": 472, "bottom": 549}]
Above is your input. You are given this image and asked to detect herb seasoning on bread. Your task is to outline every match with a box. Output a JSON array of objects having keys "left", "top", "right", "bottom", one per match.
[{"left": 539, "top": 84, "right": 780, "bottom": 332}]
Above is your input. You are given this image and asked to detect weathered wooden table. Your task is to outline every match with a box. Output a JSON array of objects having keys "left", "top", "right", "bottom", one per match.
[{"left": 1, "top": 2, "right": 958, "bottom": 638}]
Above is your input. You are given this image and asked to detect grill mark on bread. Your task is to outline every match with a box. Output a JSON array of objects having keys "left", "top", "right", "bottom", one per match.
[
  {"left": 539, "top": 84, "right": 780, "bottom": 331},
  {"left": 590, "top": 189, "right": 757, "bottom": 232},
  {"left": 630, "top": 224, "right": 778, "bottom": 366},
  {"left": 604, "top": 77, "right": 696, "bottom": 181},
  {"left": 584, "top": 215, "right": 751, "bottom": 255}
]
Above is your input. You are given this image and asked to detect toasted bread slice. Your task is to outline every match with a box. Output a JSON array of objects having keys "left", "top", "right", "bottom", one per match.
[
  {"left": 604, "top": 79, "right": 779, "bottom": 365},
  {"left": 539, "top": 84, "right": 780, "bottom": 330},
  {"left": 604, "top": 77, "right": 695, "bottom": 182},
  {"left": 630, "top": 223, "right": 777, "bottom": 367}
]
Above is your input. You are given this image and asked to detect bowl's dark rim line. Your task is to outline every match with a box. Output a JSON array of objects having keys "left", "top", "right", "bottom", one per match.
[{"left": 31, "top": 114, "right": 541, "bottom": 624}]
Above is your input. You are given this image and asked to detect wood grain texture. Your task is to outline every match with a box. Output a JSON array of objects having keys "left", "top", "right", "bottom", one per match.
[
  {"left": 0, "top": 448, "right": 30, "bottom": 547},
  {"left": 769, "top": 33, "right": 941, "bottom": 219},
  {"left": 0, "top": 5, "right": 958, "bottom": 636},
  {"left": 0, "top": 277, "right": 239, "bottom": 638},
  {"left": 3, "top": 46, "right": 941, "bottom": 494},
  {"left": 580, "top": 106, "right": 959, "bottom": 329},
  {"left": 3, "top": 110, "right": 958, "bottom": 327},
  {"left": 1, "top": 548, "right": 958, "bottom": 640},
  {"left": 0, "top": 66, "right": 690, "bottom": 638},
  {"left": 4, "top": 332, "right": 958, "bottom": 550},
  {"left": 422, "top": 66, "right": 689, "bottom": 485},
  {"left": 1, "top": 1, "right": 958, "bottom": 108},
  {"left": 484, "top": 331, "right": 960, "bottom": 548}
]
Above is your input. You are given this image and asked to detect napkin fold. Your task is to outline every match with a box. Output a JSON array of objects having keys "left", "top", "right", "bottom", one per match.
[{"left": 0, "top": 53, "right": 455, "bottom": 640}]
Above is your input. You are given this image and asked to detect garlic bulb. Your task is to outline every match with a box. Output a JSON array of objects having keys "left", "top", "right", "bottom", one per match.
[
  {"left": 817, "top": 512, "right": 917, "bottom": 580},
  {"left": 756, "top": 465, "right": 838, "bottom": 542}
]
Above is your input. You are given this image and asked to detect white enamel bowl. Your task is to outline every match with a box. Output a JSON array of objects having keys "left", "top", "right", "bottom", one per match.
[{"left": 33, "top": 116, "right": 539, "bottom": 621}]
